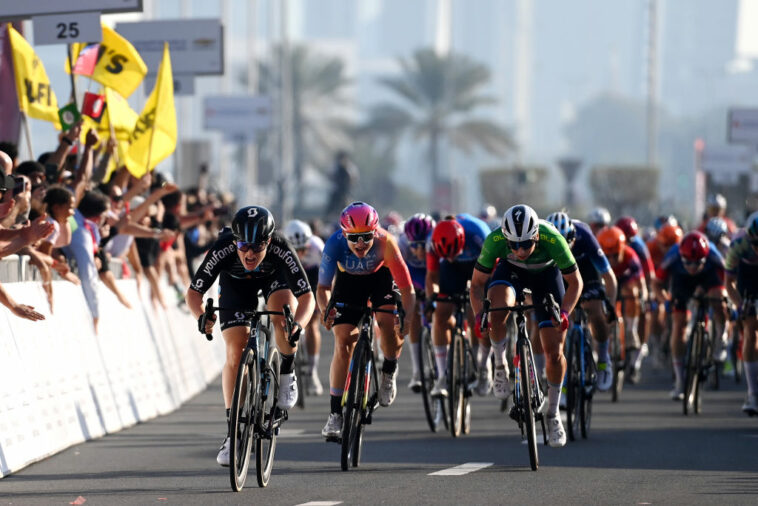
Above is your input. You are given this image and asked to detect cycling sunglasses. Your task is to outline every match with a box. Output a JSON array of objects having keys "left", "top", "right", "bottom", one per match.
[
  {"left": 509, "top": 239, "right": 535, "bottom": 251},
  {"left": 346, "top": 232, "right": 375, "bottom": 243},
  {"left": 682, "top": 257, "right": 706, "bottom": 267},
  {"left": 409, "top": 240, "right": 426, "bottom": 249},
  {"left": 236, "top": 240, "right": 268, "bottom": 253}
]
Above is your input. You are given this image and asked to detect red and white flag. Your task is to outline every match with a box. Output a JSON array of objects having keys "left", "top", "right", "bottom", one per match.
[{"left": 72, "top": 43, "right": 99, "bottom": 76}]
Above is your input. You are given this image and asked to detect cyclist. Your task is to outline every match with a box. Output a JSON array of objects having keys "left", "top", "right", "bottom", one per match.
[
  {"left": 705, "top": 217, "right": 731, "bottom": 257},
  {"left": 284, "top": 219, "right": 325, "bottom": 395},
  {"left": 546, "top": 212, "right": 618, "bottom": 391},
  {"left": 186, "top": 206, "right": 315, "bottom": 467},
  {"left": 698, "top": 193, "right": 737, "bottom": 236},
  {"left": 646, "top": 222, "right": 683, "bottom": 365},
  {"left": 317, "top": 202, "right": 415, "bottom": 439},
  {"left": 597, "top": 226, "right": 648, "bottom": 383},
  {"left": 587, "top": 206, "right": 611, "bottom": 236},
  {"left": 653, "top": 230, "right": 727, "bottom": 401},
  {"left": 399, "top": 213, "right": 436, "bottom": 392},
  {"left": 426, "top": 213, "right": 492, "bottom": 397},
  {"left": 471, "top": 204, "right": 583, "bottom": 448},
  {"left": 724, "top": 212, "right": 758, "bottom": 415},
  {"left": 616, "top": 216, "right": 656, "bottom": 382}
]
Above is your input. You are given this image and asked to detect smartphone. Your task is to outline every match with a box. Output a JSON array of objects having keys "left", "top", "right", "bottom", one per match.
[{"left": 12, "top": 176, "right": 25, "bottom": 196}]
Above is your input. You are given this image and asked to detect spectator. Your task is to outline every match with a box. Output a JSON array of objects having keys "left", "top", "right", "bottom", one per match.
[
  {"left": 0, "top": 141, "right": 18, "bottom": 171},
  {"left": 325, "top": 151, "right": 358, "bottom": 218}
]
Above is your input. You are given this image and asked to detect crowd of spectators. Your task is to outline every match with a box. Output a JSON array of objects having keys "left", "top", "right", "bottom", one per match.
[{"left": 0, "top": 122, "right": 233, "bottom": 332}]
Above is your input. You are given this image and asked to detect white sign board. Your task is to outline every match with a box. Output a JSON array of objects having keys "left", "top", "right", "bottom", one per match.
[
  {"left": 728, "top": 108, "right": 758, "bottom": 144},
  {"left": 701, "top": 145, "right": 753, "bottom": 179},
  {"left": 143, "top": 74, "right": 194, "bottom": 96},
  {"left": 33, "top": 12, "right": 102, "bottom": 45},
  {"left": 0, "top": 0, "right": 142, "bottom": 18},
  {"left": 204, "top": 96, "right": 273, "bottom": 133},
  {"left": 115, "top": 19, "right": 223, "bottom": 76}
]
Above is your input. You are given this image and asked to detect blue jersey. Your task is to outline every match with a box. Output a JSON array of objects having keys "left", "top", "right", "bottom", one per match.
[
  {"left": 657, "top": 241, "right": 725, "bottom": 282},
  {"left": 571, "top": 220, "right": 611, "bottom": 279},
  {"left": 453, "top": 213, "right": 491, "bottom": 263}
]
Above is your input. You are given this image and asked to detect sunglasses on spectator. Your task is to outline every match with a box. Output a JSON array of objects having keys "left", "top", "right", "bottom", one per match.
[
  {"left": 346, "top": 232, "right": 374, "bottom": 243},
  {"left": 111, "top": 194, "right": 124, "bottom": 202},
  {"left": 509, "top": 239, "right": 535, "bottom": 251},
  {"left": 682, "top": 257, "right": 706, "bottom": 267},
  {"left": 236, "top": 241, "right": 268, "bottom": 253},
  {"left": 409, "top": 240, "right": 426, "bottom": 249}
]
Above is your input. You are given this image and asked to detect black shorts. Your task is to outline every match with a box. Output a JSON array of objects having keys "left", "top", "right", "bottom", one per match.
[
  {"left": 737, "top": 262, "right": 758, "bottom": 302},
  {"left": 331, "top": 267, "right": 399, "bottom": 327},
  {"left": 218, "top": 269, "right": 290, "bottom": 330},
  {"left": 670, "top": 267, "right": 723, "bottom": 311},
  {"left": 488, "top": 261, "right": 565, "bottom": 326},
  {"left": 439, "top": 259, "right": 476, "bottom": 296},
  {"left": 580, "top": 280, "right": 606, "bottom": 301},
  {"left": 135, "top": 237, "right": 159, "bottom": 268}
]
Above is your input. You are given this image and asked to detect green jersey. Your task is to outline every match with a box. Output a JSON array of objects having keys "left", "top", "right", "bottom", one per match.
[{"left": 476, "top": 221, "right": 577, "bottom": 273}]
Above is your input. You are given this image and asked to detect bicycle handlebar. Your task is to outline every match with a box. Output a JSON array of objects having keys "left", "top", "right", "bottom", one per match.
[
  {"left": 324, "top": 298, "right": 405, "bottom": 331},
  {"left": 203, "top": 297, "right": 298, "bottom": 345},
  {"left": 479, "top": 294, "right": 560, "bottom": 333}
]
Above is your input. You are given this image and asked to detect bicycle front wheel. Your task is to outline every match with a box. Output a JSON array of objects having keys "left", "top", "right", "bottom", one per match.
[
  {"left": 610, "top": 320, "right": 624, "bottom": 402},
  {"left": 229, "top": 348, "right": 258, "bottom": 492},
  {"left": 341, "top": 339, "right": 366, "bottom": 471},
  {"left": 519, "top": 341, "right": 539, "bottom": 471},
  {"left": 294, "top": 351, "right": 306, "bottom": 409},
  {"left": 448, "top": 331, "right": 465, "bottom": 438},
  {"left": 419, "top": 327, "right": 444, "bottom": 432},
  {"left": 565, "top": 331, "right": 581, "bottom": 442},
  {"left": 683, "top": 326, "right": 702, "bottom": 416},
  {"left": 580, "top": 343, "right": 596, "bottom": 439},
  {"left": 255, "top": 348, "right": 280, "bottom": 487}
]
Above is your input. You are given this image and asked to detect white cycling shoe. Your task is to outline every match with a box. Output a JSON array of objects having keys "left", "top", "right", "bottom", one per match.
[
  {"left": 278, "top": 372, "right": 298, "bottom": 409},
  {"left": 216, "top": 437, "right": 231, "bottom": 467},
  {"left": 321, "top": 413, "right": 343, "bottom": 439},
  {"left": 546, "top": 415, "right": 567, "bottom": 448},
  {"left": 475, "top": 362, "right": 492, "bottom": 396},
  {"left": 430, "top": 375, "right": 448, "bottom": 397},
  {"left": 379, "top": 370, "right": 398, "bottom": 407},
  {"left": 493, "top": 366, "right": 513, "bottom": 400}
]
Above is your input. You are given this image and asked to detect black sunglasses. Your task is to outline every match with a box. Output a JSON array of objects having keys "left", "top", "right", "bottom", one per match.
[
  {"left": 682, "top": 257, "right": 706, "bottom": 266},
  {"left": 346, "top": 232, "right": 374, "bottom": 243},
  {"left": 509, "top": 239, "right": 535, "bottom": 251},
  {"left": 111, "top": 194, "right": 124, "bottom": 202},
  {"left": 236, "top": 240, "right": 268, "bottom": 253},
  {"left": 409, "top": 240, "right": 426, "bottom": 249}
]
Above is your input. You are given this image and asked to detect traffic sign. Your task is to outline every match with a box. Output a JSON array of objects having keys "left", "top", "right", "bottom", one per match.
[
  {"left": 728, "top": 108, "right": 758, "bottom": 144},
  {"left": 0, "top": 0, "right": 142, "bottom": 18},
  {"left": 204, "top": 95, "right": 272, "bottom": 133},
  {"left": 115, "top": 19, "right": 224, "bottom": 76},
  {"left": 33, "top": 12, "right": 102, "bottom": 45}
]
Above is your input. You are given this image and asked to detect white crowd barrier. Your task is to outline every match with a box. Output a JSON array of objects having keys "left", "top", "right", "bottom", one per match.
[{"left": 0, "top": 279, "right": 225, "bottom": 478}]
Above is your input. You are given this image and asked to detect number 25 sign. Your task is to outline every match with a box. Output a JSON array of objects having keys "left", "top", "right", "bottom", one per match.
[{"left": 33, "top": 12, "right": 102, "bottom": 46}]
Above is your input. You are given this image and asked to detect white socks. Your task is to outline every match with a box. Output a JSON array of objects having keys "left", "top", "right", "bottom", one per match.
[{"left": 434, "top": 345, "right": 447, "bottom": 378}]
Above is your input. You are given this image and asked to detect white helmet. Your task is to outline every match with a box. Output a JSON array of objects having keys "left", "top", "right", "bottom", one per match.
[
  {"left": 283, "top": 219, "right": 312, "bottom": 249},
  {"left": 588, "top": 207, "right": 611, "bottom": 226},
  {"left": 706, "top": 193, "right": 727, "bottom": 210},
  {"left": 501, "top": 204, "right": 540, "bottom": 242}
]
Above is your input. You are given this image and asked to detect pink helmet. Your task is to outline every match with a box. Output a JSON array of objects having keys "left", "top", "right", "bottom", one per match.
[{"left": 340, "top": 201, "right": 379, "bottom": 233}]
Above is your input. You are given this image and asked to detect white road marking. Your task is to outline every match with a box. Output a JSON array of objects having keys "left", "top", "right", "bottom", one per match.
[
  {"left": 296, "top": 502, "right": 343, "bottom": 506},
  {"left": 278, "top": 428, "right": 306, "bottom": 437},
  {"left": 428, "top": 462, "right": 493, "bottom": 476}
]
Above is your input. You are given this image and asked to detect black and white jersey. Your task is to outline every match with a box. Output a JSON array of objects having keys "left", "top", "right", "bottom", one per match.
[{"left": 189, "top": 229, "right": 311, "bottom": 297}]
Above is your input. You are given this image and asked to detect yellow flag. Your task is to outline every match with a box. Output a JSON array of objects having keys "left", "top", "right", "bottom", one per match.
[
  {"left": 69, "top": 25, "right": 147, "bottom": 98},
  {"left": 125, "top": 43, "right": 176, "bottom": 178},
  {"left": 100, "top": 87, "right": 138, "bottom": 141},
  {"left": 7, "top": 24, "right": 60, "bottom": 128}
]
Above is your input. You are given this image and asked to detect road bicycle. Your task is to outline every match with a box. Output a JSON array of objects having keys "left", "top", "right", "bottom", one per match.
[
  {"left": 606, "top": 297, "right": 625, "bottom": 402},
  {"left": 202, "top": 298, "right": 299, "bottom": 490},
  {"left": 683, "top": 294, "right": 725, "bottom": 415},
  {"left": 564, "top": 302, "right": 597, "bottom": 441},
  {"left": 433, "top": 292, "right": 478, "bottom": 437},
  {"left": 418, "top": 309, "right": 447, "bottom": 432},
  {"left": 324, "top": 299, "right": 404, "bottom": 471},
  {"left": 481, "top": 291, "right": 560, "bottom": 471}
]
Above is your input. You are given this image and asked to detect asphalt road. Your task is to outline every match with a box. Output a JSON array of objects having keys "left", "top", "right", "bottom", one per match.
[{"left": 3, "top": 337, "right": 757, "bottom": 505}]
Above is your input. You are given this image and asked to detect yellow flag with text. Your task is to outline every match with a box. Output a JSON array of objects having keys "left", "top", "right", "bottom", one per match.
[
  {"left": 125, "top": 43, "right": 176, "bottom": 178},
  {"left": 69, "top": 25, "right": 147, "bottom": 98},
  {"left": 7, "top": 24, "right": 60, "bottom": 128}
]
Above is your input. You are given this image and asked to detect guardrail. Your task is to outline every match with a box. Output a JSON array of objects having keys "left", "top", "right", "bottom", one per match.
[{"left": 0, "top": 276, "right": 224, "bottom": 478}]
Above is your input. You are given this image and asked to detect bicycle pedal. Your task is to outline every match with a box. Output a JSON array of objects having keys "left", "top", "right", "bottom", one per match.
[{"left": 325, "top": 435, "right": 341, "bottom": 444}]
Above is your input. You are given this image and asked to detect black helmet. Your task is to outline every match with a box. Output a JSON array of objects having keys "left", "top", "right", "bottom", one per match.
[{"left": 231, "top": 206, "right": 275, "bottom": 244}]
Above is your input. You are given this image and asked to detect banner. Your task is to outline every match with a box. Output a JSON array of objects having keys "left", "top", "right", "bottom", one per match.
[
  {"left": 125, "top": 43, "right": 175, "bottom": 178},
  {"left": 69, "top": 25, "right": 147, "bottom": 98},
  {"left": 0, "top": 25, "right": 21, "bottom": 144},
  {"left": 6, "top": 24, "right": 60, "bottom": 128}
]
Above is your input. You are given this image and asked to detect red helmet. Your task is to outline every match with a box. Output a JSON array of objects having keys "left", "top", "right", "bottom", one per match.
[
  {"left": 340, "top": 201, "right": 379, "bottom": 233},
  {"left": 679, "top": 231, "right": 710, "bottom": 263},
  {"left": 432, "top": 219, "right": 465, "bottom": 259},
  {"left": 615, "top": 216, "right": 638, "bottom": 239},
  {"left": 597, "top": 226, "right": 626, "bottom": 256}
]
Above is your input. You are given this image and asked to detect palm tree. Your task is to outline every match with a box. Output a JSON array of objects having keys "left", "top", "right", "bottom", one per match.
[
  {"left": 363, "top": 48, "right": 514, "bottom": 209},
  {"left": 254, "top": 45, "right": 353, "bottom": 213}
]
